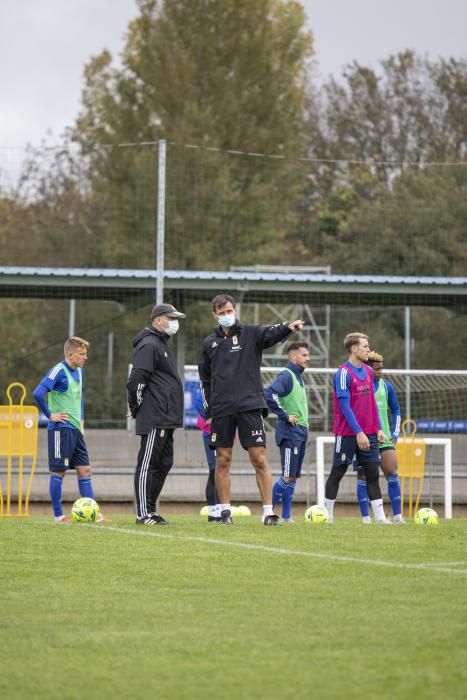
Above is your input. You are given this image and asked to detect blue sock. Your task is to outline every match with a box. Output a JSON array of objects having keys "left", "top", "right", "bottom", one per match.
[
  {"left": 357, "top": 479, "right": 370, "bottom": 517},
  {"left": 49, "top": 475, "right": 64, "bottom": 517},
  {"left": 282, "top": 481, "right": 296, "bottom": 520},
  {"left": 272, "top": 477, "right": 287, "bottom": 507},
  {"left": 387, "top": 475, "right": 402, "bottom": 516},
  {"left": 78, "top": 477, "right": 95, "bottom": 499}
]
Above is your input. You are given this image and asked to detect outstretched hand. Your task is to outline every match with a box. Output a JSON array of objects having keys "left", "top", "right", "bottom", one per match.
[{"left": 288, "top": 319, "right": 304, "bottom": 331}]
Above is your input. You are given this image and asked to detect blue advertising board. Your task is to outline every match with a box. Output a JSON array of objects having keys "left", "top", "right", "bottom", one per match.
[
  {"left": 184, "top": 369, "right": 200, "bottom": 429},
  {"left": 415, "top": 419, "right": 467, "bottom": 433}
]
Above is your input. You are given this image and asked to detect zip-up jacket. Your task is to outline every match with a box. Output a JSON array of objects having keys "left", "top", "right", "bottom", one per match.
[
  {"left": 198, "top": 320, "right": 293, "bottom": 419},
  {"left": 127, "top": 327, "right": 184, "bottom": 435}
]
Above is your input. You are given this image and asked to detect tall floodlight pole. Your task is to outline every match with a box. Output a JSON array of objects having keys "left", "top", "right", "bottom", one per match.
[
  {"left": 405, "top": 306, "right": 411, "bottom": 419},
  {"left": 156, "top": 139, "right": 167, "bottom": 304}
]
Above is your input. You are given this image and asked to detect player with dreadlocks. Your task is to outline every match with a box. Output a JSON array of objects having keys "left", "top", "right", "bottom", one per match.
[{"left": 356, "top": 350, "right": 405, "bottom": 523}]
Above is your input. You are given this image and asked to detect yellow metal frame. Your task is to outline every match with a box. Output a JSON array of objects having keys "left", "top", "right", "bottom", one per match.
[
  {"left": 0, "top": 382, "right": 39, "bottom": 517},
  {"left": 395, "top": 419, "right": 426, "bottom": 518}
]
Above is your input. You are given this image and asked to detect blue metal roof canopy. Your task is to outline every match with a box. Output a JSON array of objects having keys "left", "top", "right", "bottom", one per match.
[{"left": 0, "top": 267, "right": 466, "bottom": 308}]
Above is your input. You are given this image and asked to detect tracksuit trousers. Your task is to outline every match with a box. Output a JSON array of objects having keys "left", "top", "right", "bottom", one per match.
[{"left": 134, "top": 428, "right": 174, "bottom": 518}]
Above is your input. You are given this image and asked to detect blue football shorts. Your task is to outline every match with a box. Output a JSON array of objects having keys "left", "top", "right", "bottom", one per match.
[
  {"left": 279, "top": 439, "right": 306, "bottom": 478},
  {"left": 332, "top": 433, "right": 380, "bottom": 469},
  {"left": 48, "top": 426, "right": 90, "bottom": 471}
]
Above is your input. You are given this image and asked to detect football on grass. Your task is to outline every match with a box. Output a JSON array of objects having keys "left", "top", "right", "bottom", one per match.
[
  {"left": 304, "top": 505, "right": 328, "bottom": 524},
  {"left": 71, "top": 497, "right": 100, "bottom": 523},
  {"left": 414, "top": 507, "right": 439, "bottom": 525}
]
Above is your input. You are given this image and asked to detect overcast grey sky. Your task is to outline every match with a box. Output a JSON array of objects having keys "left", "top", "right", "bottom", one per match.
[{"left": 0, "top": 0, "right": 466, "bottom": 148}]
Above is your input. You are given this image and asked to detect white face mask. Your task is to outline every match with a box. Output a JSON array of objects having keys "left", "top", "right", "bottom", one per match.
[
  {"left": 218, "top": 314, "right": 236, "bottom": 328},
  {"left": 165, "top": 319, "right": 179, "bottom": 336}
]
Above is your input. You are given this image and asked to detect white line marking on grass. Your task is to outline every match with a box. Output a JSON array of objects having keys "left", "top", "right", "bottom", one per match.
[
  {"left": 418, "top": 561, "right": 467, "bottom": 568},
  {"left": 91, "top": 525, "right": 467, "bottom": 576}
]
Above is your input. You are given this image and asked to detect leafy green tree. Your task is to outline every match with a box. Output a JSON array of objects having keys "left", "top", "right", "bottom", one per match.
[
  {"left": 429, "top": 58, "right": 467, "bottom": 160},
  {"left": 73, "top": 0, "right": 313, "bottom": 269},
  {"left": 327, "top": 167, "right": 467, "bottom": 276},
  {"left": 307, "top": 52, "right": 457, "bottom": 187}
]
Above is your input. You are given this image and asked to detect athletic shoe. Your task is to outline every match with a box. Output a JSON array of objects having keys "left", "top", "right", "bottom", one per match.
[
  {"left": 326, "top": 517, "right": 334, "bottom": 524},
  {"left": 136, "top": 514, "right": 169, "bottom": 526},
  {"left": 208, "top": 515, "right": 222, "bottom": 522},
  {"left": 392, "top": 517, "right": 407, "bottom": 524},
  {"left": 149, "top": 513, "right": 169, "bottom": 525},
  {"left": 376, "top": 519, "right": 392, "bottom": 525},
  {"left": 54, "top": 515, "right": 72, "bottom": 524},
  {"left": 218, "top": 509, "right": 233, "bottom": 525},
  {"left": 96, "top": 514, "right": 111, "bottom": 523},
  {"left": 362, "top": 516, "right": 372, "bottom": 525},
  {"left": 263, "top": 514, "right": 281, "bottom": 526},
  {"left": 280, "top": 517, "right": 295, "bottom": 524}
]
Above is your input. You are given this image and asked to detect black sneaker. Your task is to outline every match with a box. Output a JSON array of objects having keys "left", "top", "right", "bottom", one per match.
[
  {"left": 149, "top": 513, "right": 169, "bottom": 525},
  {"left": 208, "top": 515, "right": 222, "bottom": 522},
  {"left": 218, "top": 509, "right": 233, "bottom": 525},
  {"left": 263, "top": 514, "right": 281, "bottom": 526},
  {"left": 136, "top": 514, "right": 169, "bottom": 526}
]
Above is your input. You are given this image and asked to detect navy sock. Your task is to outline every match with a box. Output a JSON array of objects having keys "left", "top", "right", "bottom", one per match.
[
  {"left": 78, "top": 477, "right": 95, "bottom": 499},
  {"left": 272, "top": 477, "right": 287, "bottom": 507},
  {"left": 282, "top": 481, "right": 296, "bottom": 520},
  {"left": 357, "top": 479, "right": 370, "bottom": 517},
  {"left": 387, "top": 475, "right": 402, "bottom": 516},
  {"left": 50, "top": 474, "right": 64, "bottom": 517}
]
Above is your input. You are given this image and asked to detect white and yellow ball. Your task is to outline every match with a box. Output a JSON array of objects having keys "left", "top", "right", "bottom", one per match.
[
  {"left": 304, "top": 504, "right": 328, "bottom": 524},
  {"left": 71, "top": 497, "right": 100, "bottom": 523},
  {"left": 414, "top": 507, "right": 439, "bottom": 525}
]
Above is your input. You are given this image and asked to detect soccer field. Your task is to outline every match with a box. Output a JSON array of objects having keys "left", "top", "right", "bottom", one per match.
[{"left": 1, "top": 516, "right": 466, "bottom": 700}]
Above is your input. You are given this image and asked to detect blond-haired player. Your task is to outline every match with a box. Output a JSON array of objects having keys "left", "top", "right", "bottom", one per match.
[
  {"left": 33, "top": 337, "right": 108, "bottom": 523},
  {"left": 324, "top": 332, "right": 390, "bottom": 523}
]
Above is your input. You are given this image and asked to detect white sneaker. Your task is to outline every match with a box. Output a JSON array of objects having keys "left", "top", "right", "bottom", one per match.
[
  {"left": 362, "top": 516, "right": 372, "bottom": 524},
  {"left": 376, "top": 519, "right": 392, "bottom": 525},
  {"left": 392, "top": 516, "right": 407, "bottom": 524},
  {"left": 96, "top": 514, "right": 111, "bottom": 523},
  {"left": 326, "top": 517, "right": 334, "bottom": 524},
  {"left": 54, "top": 515, "right": 72, "bottom": 524},
  {"left": 280, "top": 517, "right": 295, "bottom": 524}
]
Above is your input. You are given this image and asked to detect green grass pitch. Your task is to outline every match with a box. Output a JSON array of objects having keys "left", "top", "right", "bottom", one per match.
[{"left": 1, "top": 515, "right": 466, "bottom": 700}]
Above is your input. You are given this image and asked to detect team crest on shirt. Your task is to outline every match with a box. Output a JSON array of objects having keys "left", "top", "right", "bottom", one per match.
[
  {"left": 211, "top": 341, "right": 218, "bottom": 348},
  {"left": 230, "top": 336, "right": 242, "bottom": 352}
]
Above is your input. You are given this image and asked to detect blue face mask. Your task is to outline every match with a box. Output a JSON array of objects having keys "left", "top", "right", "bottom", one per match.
[{"left": 218, "top": 314, "right": 236, "bottom": 328}]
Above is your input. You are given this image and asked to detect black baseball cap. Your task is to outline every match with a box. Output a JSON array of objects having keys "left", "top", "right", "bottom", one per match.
[{"left": 150, "top": 303, "right": 186, "bottom": 320}]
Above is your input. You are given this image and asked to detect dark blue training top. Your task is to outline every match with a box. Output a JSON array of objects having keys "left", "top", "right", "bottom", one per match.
[{"left": 264, "top": 361, "right": 308, "bottom": 445}]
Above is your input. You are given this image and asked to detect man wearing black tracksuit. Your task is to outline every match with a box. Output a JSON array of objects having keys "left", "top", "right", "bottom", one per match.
[
  {"left": 127, "top": 303, "right": 185, "bottom": 525},
  {"left": 198, "top": 293, "right": 304, "bottom": 525}
]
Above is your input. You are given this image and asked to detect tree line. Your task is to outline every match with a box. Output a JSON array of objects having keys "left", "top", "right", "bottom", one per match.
[{"left": 0, "top": 0, "right": 466, "bottom": 417}]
